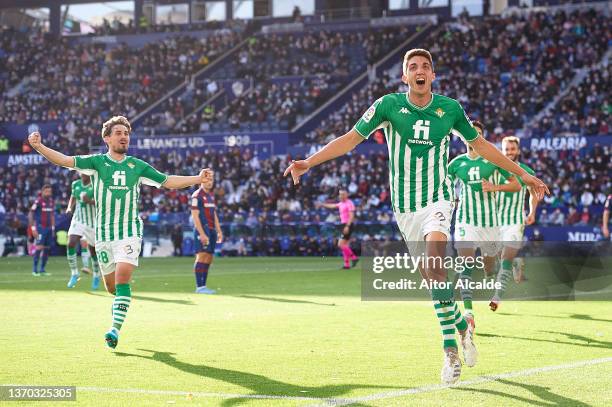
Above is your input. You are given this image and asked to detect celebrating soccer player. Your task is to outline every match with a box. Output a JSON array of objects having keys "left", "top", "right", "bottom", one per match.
[
  {"left": 284, "top": 49, "right": 549, "bottom": 384},
  {"left": 317, "top": 189, "right": 359, "bottom": 269},
  {"left": 29, "top": 184, "right": 55, "bottom": 276},
  {"left": 448, "top": 121, "right": 520, "bottom": 325},
  {"left": 27, "top": 116, "right": 213, "bottom": 349},
  {"left": 66, "top": 173, "right": 101, "bottom": 290},
  {"left": 489, "top": 136, "right": 541, "bottom": 311},
  {"left": 190, "top": 173, "right": 223, "bottom": 294}
]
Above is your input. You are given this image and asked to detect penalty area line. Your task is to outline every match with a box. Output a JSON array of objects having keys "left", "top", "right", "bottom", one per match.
[{"left": 308, "top": 356, "right": 612, "bottom": 406}]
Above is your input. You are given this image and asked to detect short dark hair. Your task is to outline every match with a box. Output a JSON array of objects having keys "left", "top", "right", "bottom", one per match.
[
  {"left": 403, "top": 48, "right": 434, "bottom": 73},
  {"left": 472, "top": 120, "right": 485, "bottom": 132}
]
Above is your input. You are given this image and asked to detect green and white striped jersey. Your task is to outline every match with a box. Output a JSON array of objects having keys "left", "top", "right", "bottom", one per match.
[
  {"left": 354, "top": 93, "right": 478, "bottom": 213},
  {"left": 494, "top": 162, "right": 535, "bottom": 225},
  {"left": 73, "top": 153, "right": 168, "bottom": 242},
  {"left": 448, "top": 154, "right": 511, "bottom": 227},
  {"left": 71, "top": 179, "right": 95, "bottom": 229}
]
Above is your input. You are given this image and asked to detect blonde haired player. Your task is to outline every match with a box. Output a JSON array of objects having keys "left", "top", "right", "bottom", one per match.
[
  {"left": 28, "top": 115, "right": 213, "bottom": 349},
  {"left": 284, "top": 49, "right": 549, "bottom": 384}
]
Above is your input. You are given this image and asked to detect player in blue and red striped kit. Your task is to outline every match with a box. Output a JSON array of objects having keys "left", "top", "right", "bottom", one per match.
[
  {"left": 28, "top": 184, "right": 55, "bottom": 276},
  {"left": 190, "top": 174, "right": 223, "bottom": 294}
]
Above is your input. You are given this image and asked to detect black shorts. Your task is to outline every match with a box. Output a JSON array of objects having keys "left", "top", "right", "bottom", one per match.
[{"left": 340, "top": 223, "right": 354, "bottom": 240}]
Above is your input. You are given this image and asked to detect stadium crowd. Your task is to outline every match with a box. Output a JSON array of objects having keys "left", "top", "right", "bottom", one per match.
[
  {"left": 303, "top": 9, "right": 610, "bottom": 145},
  {"left": 534, "top": 63, "right": 611, "bottom": 137},
  {"left": 139, "top": 26, "right": 413, "bottom": 135},
  {"left": 0, "top": 26, "right": 242, "bottom": 151},
  {"left": 1, "top": 7, "right": 610, "bottom": 255},
  {"left": 1, "top": 145, "right": 608, "bottom": 236}
]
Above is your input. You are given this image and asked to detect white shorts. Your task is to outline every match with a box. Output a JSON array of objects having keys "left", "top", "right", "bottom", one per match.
[
  {"left": 454, "top": 223, "right": 501, "bottom": 256},
  {"left": 68, "top": 220, "right": 95, "bottom": 245},
  {"left": 95, "top": 237, "right": 142, "bottom": 275},
  {"left": 500, "top": 224, "right": 524, "bottom": 250},
  {"left": 395, "top": 200, "right": 453, "bottom": 256}
]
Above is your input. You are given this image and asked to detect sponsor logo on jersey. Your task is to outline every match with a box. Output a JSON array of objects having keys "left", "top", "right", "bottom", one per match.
[
  {"left": 399, "top": 107, "right": 410, "bottom": 114},
  {"left": 435, "top": 108, "right": 445, "bottom": 118}
]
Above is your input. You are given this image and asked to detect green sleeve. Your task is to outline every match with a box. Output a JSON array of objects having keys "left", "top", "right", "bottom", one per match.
[
  {"left": 353, "top": 97, "right": 388, "bottom": 139},
  {"left": 447, "top": 159, "right": 458, "bottom": 183},
  {"left": 523, "top": 163, "right": 536, "bottom": 176},
  {"left": 140, "top": 161, "right": 169, "bottom": 188},
  {"left": 497, "top": 167, "right": 512, "bottom": 179},
  {"left": 74, "top": 155, "right": 99, "bottom": 176},
  {"left": 70, "top": 181, "right": 78, "bottom": 196},
  {"left": 452, "top": 101, "right": 478, "bottom": 142}
]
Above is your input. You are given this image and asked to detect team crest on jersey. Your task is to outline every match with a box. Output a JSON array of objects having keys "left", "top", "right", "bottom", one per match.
[
  {"left": 127, "top": 162, "right": 135, "bottom": 169},
  {"left": 435, "top": 108, "right": 445, "bottom": 118}
]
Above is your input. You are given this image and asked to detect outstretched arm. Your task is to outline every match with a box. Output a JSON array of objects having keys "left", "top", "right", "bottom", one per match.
[
  {"left": 482, "top": 176, "right": 521, "bottom": 193},
  {"left": 469, "top": 137, "right": 549, "bottom": 199},
  {"left": 320, "top": 203, "right": 339, "bottom": 209},
  {"left": 28, "top": 132, "right": 75, "bottom": 168},
  {"left": 284, "top": 129, "right": 364, "bottom": 185},
  {"left": 163, "top": 169, "right": 213, "bottom": 189}
]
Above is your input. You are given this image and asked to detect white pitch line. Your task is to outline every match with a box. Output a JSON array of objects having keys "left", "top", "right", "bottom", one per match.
[
  {"left": 4, "top": 358, "right": 612, "bottom": 404},
  {"left": 309, "top": 357, "right": 612, "bottom": 407}
]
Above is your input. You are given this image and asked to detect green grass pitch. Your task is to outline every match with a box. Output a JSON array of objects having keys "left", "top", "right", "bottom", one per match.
[{"left": 1, "top": 256, "right": 611, "bottom": 406}]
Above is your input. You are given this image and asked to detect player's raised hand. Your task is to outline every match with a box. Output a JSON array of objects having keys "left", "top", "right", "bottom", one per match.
[
  {"left": 520, "top": 173, "right": 549, "bottom": 201},
  {"left": 283, "top": 160, "right": 310, "bottom": 185},
  {"left": 28, "top": 131, "right": 42, "bottom": 149},
  {"left": 199, "top": 168, "right": 214, "bottom": 183}
]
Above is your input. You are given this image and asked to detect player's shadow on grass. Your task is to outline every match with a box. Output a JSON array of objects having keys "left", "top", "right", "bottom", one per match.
[
  {"left": 455, "top": 378, "right": 592, "bottom": 407},
  {"left": 114, "top": 349, "right": 399, "bottom": 407},
  {"left": 86, "top": 292, "right": 195, "bottom": 306},
  {"left": 236, "top": 295, "right": 336, "bottom": 307},
  {"left": 496, "top": 312, "right": 612, "bottom": 324},
  {"left": 477, "top": 332, "right": 612, "bottom": 350}
]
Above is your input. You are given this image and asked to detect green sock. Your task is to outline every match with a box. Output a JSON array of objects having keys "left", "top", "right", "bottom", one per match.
[
  {"left": 67, "top": 247, "right": 78, "bottom": 276},
  {"left": 91, "top": 255, "right": 100, "bottom": 277},
  {"left": 112, "top": 284, "right": 131, "bottom": 331},
  {"left": 494, "top": 259, "right": 513, "bottom": 300},
  {"left": 81, "top": 246, "right": 90, "bottom": 269},
  {"left": 432, "top": 286, "right": 457, "bottom": 349},
  {"left": 454, "top": 302, "right": 468, "bottom": 331},
  {"left": 460, "top": 265, "right": 474, "bottom": 313}
]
